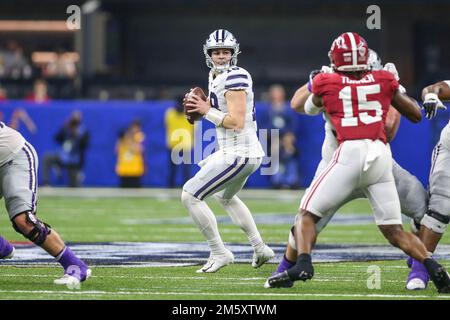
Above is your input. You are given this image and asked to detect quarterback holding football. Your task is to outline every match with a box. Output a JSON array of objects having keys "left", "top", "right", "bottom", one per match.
[{"left": 181, "top": 29, "right": 274, "bottom": 273}]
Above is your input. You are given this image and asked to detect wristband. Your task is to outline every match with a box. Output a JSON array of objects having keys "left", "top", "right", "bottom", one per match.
[
  {"left": 205, "top": 108, "right": 226, "bottom": 127},
  {"left": 304, "top": 94, "right": 323, "bottom": 115}
]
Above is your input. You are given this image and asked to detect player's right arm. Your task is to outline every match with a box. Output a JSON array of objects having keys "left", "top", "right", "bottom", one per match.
[
  {"left": 222, "top": 89, "right": 246, "bottom": 130},
  {"left": 385, "top": 107, "right": 401, "bottom": 142},
  {"left": 291, "top": 84, "right": 311, "bottom": 113},
  {"left": 421, "top": 81, "right": 450, "bottom": 100},
  {"left": 291, "top": 67, "right": 332, "bottom": 114},
  {"left": 391, "top": 90, "right": 422, "bottom": 123}
]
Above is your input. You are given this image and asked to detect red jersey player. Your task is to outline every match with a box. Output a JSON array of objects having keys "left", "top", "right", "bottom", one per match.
[{"left": 268, "top": 32, "right": 450, "bottom": 293}]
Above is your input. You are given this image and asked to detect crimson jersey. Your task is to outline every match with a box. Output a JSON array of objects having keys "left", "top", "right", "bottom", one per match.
[{"left": 312, "top": 70, "right": 399, "bottom": 144}]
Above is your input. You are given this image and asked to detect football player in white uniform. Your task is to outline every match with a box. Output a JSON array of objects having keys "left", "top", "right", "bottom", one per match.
[
  {"left": 182, "top": 29, "right": 274, "bottom": 273},
  {"left": 0, "top": 122, "right": 91, "bottom": 285},
  {"left": 405, "top": 80, "right": 450, "bottom": 289},
  {"left": 265, "top": 50, "right": 429, "bottom": 289}
]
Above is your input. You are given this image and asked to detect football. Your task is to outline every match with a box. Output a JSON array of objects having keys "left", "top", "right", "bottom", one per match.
[{"left": 183, "top": 87, "right": 207, "bottom": 124}]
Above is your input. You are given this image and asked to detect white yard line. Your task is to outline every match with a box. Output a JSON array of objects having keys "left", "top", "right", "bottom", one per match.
[
  {"left": 0, "top": 289, "right": 448, "bottom": 299},
  {"left": 38, "top": 187, "right": 305, "bottom": 201},
  {"left": 0, "top": 273, "right": 418, "bottom": 284}
]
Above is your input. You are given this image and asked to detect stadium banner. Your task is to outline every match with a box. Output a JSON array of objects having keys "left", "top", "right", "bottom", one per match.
[{"left": 0, "top": 100, "right": 445, "bottom": 187}]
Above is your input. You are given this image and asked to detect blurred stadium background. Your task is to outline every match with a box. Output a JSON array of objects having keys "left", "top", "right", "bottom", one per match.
[
  {"left": 0, "top": 0, "right": 449, "bottom": 188},
  {"left": 1, "top": 0, "right": 450, "bottom": 300}
]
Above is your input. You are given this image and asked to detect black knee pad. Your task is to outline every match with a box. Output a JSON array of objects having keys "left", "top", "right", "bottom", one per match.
[{"left": 12, "top": 212, "right": 52, "bottom": 245}]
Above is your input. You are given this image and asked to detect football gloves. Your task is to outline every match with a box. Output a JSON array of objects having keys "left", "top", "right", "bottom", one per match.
[
  {"left": 308, "top": 66, "right": 332, "bottom": 92},
  {"left": 423, "top": 93, "right": 447, "bottom": 120}
]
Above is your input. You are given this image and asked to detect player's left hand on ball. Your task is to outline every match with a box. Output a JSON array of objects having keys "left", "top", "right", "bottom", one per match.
[
  {"left": 383, "top": 62, "right": 400, "bottom": 81},
  {"left": 183, "top": 88, "right": 195, "bottom": 103},
  {"left": 423, "top": 93, "right": 447, "bottom": 120}
]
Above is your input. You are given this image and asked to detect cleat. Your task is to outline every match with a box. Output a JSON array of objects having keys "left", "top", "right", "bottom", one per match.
[
  {"left": 265, "top": 271, "right": 293, "bottom": 288},
  {"left": 266, "top": 261, "right": 314, "bottom": 288},
  {"left": 432, "top": 268, "right": 450, "bottom": 293},
  {"left": 406, "top": 259, "right": 429, "bottom": 290},
  {"left": 424, "top": 259, "right": 450, "bottom": 293},
  {"left": 406, "top": 278, "right": 427, "bottom": 290},
  {"left": 252, "top": 244, "right": 275, "bottom": 268},
  {"left": 264, "top": 255, "right": 295, "bottom": 288},
  {"left": 0, "top": 246, "right": 15, "bottom": 260},
  {"left": 54, "top": 268, "right": 92, "bottom": 285},
  {"left": 196, "top": 250, "right": 234, "bottom": 273},
  {"left": 430, "top": 267, "right": 450, "bottom": 294},
  {"left": 54, "top": 274, "right": 80, "bottom": 286},
  {"left": 264, "top": 271, "right": 293, "bottom": 289}
]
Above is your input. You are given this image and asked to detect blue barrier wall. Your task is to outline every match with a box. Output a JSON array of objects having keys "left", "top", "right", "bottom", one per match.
[{"left": 1, "top": 100, "right": 448, "bottom": 188}]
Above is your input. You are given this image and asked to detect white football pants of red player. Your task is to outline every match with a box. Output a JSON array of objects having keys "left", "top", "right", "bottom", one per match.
[{"left": 300, "top": 139, "right": 402, "bottom": 226}]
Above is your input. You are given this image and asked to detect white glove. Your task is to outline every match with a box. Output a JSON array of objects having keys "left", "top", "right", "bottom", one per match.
[
  {"left": 320, "top": 65, "right": 333, "bottom": 73},
  {"left": 423, "top": 93, "right": 447, "bottom": 120},
  {"left": 383, "top": 62, "right": 400, "bottom": 81}
]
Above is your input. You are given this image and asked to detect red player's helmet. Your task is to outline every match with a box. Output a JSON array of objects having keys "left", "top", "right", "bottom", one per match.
[{"left": 328, "top": 32, "right": 369, "bottom": 72}]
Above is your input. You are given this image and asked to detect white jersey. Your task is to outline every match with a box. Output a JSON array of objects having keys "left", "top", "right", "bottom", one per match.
[
  {"left": 321, "top": 112, "right": 393, "bottom": 161},
  {"left": 439, "top": 80, "right": 450, "bottom": 150},
  {"left": 322, "top": 114, "right": 339, "bottom": 162},
  {"left": 208, "top": 66, "right": 265, "bottom": 158},
  {"left": 0, "top": 122, "right": 26, "bottom": 167}
]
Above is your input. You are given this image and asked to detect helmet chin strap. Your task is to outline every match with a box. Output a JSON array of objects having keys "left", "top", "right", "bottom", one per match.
[{"left": 212, "top": 62, "right": 231, "bottom": 73}]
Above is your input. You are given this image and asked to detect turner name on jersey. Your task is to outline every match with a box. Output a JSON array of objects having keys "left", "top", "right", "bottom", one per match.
[{"left": 208, "top": 67, "right": 264, "bottom": 158}]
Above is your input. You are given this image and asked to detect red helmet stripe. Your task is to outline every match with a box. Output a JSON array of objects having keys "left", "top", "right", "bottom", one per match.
[{"left": 346, "top": 32, "right": 358, "bottom": 67}]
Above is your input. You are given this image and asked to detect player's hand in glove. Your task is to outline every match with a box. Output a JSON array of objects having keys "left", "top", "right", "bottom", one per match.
[
  {"left": 308, "top": 66, "right": 332, "bottom": 92},
  {"left": 423, "top": 93, "right": 447, "bottom": 120}
]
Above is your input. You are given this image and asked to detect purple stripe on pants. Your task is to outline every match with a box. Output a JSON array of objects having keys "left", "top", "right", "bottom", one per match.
[
  {"left": 22, "top": 145, "right": 36, "bottom": 213},
  {"left": 200, "top": 158, "right": 249, "bottom": 200},
  {"left": 193, "top": 158, "right": 239, "bottom": 199}
]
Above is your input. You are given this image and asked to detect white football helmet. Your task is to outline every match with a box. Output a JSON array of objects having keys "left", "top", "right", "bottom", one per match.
[
  {"left": 368, "top": 49, "right": 383, "bottom": 70},
  {"left": 203, "top": 29, "right": 240, "bottom": 72}
]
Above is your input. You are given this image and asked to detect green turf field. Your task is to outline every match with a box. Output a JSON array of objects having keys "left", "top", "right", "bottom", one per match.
[{"left": 1, "top": 192, "right": 449, "bottom": 300}]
